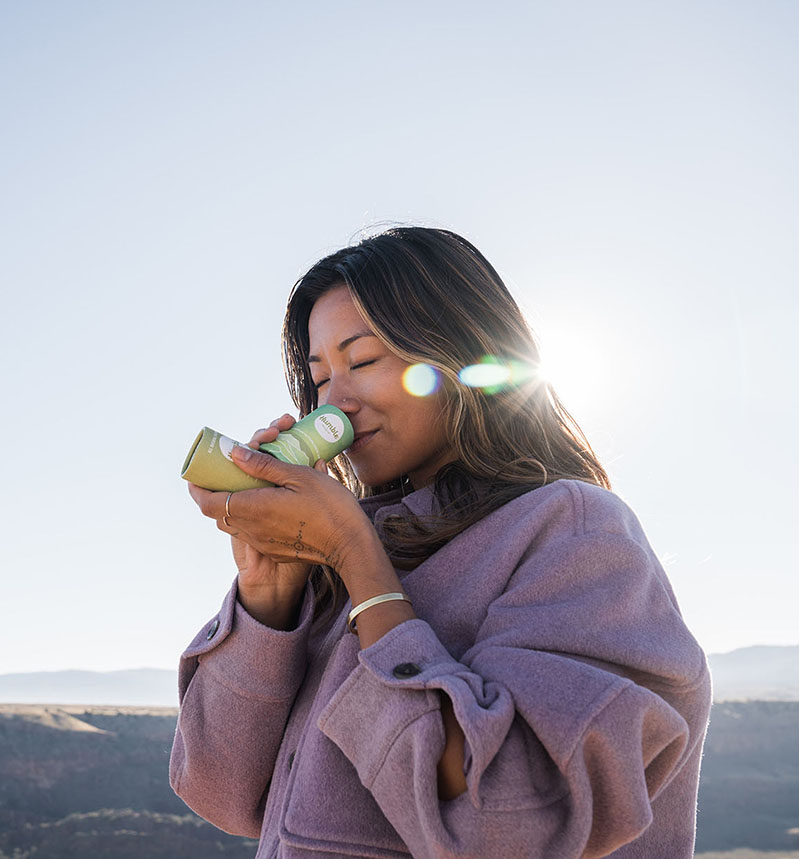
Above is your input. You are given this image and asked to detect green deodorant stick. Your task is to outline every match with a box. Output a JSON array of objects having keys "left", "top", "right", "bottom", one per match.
[{"left": 180, "top": 405, "right": 354, "bottom": 492}]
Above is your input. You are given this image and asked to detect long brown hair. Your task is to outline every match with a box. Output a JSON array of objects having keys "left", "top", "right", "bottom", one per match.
[{"left": 281, "top": 226, "right": 610, "bottom": 623}]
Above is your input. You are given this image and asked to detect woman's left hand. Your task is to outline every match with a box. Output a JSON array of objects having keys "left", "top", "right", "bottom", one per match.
[{"left": 188, "top": 446, "right": 372, "bottom": 573}]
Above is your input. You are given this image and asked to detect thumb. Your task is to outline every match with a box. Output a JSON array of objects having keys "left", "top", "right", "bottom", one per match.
[
  {"left": 230, "top": 445, "right": 299, "bottom": 483},
  {"left": 313, "top": 458, "right": 329, "bottom": 474}
]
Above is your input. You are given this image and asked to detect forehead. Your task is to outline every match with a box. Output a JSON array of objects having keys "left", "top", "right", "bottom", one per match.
[{"left": 307, "top": 286, "right": 372, "bottom": 347}]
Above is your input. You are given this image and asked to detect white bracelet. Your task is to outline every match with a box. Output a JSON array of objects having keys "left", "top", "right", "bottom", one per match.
[{"left": 347, "top": 592, "right": 412, "bottom": 634}]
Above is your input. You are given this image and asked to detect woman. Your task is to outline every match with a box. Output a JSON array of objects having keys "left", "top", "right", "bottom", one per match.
[{"left": 170, "top": 227, "right": 711, "bottom": 858}]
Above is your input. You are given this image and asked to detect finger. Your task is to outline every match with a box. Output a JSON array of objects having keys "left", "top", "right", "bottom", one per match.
[
  {"left": 231, "top": 445, "right": 305, "bottom": 485},
  {"left": 188, "top": 483, "right": 237, "bottom": 520},
  {"left": 269, "top": 413, "right": 296, "bottom": 430},
  {"left": 247, "top": 426, "right": 279, "bottom": 448},
  {"left": 188, "top": 482, "right": 219, "bottom": 513},
  {"left": 248, "top": 414, "right": 295, "bottom": 448},
  {"left": 216, "top": 517, "right": 240, "bottom": 537},
  {"left": 313, "top": 458, "right": 328, "bottom": 474}
]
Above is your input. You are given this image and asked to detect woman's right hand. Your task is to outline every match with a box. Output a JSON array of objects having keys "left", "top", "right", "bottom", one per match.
[{"left": 231, "top": 414, "right": 317, "bottom": 613}]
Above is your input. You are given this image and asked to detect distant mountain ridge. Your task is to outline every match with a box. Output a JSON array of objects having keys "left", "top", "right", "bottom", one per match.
[
  {"left": 707, "top": 645, "right": 799, "bottom": 701},
  {"left": 1, "top": 645, "right": 797, "bottom": 706},
  {"left": 0, "top": 669, "right": 178, "bottom": 707}
]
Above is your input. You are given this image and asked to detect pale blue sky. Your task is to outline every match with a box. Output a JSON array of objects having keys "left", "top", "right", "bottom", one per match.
[{"left": 1, "top": 1, "right": 797, "bottom": 673}]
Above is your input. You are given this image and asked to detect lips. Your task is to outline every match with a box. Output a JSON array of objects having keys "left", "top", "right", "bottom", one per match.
[{"left": 347, "top": 430, "right": 378, "bottom": 452}]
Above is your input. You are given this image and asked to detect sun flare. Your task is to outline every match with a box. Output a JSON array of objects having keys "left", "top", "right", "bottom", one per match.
[{"left": 537, "top": 324, "right": 610, "bottom": 414}]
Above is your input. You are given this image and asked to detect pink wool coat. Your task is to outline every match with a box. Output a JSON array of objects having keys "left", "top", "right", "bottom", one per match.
[{"left": 170, "top": 479, "right": 712, "bottom": 858}]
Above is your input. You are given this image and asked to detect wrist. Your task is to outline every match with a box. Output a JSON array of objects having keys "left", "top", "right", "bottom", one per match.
[
  {"left": 349, "top": 597, "right": 417, "bottom": 648},
  {"left": 347, "top": 592, "right": 412, "bottom": 633},
  {"left": 333, "top": 518, "right": 419, "bottom": 648},
  {"left": 238, "top": 579, "right": 306, "bottom": 606},
  {"left": 337, "top": 525, "right": 397, "bottom": 592},
  {"left": 237, "top": 581, "right": 307, "bottom": 630}
]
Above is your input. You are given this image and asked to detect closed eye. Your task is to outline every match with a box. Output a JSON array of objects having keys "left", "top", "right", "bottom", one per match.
[{"left": 311, "top": 360, "right": 377, "bottom": 390}]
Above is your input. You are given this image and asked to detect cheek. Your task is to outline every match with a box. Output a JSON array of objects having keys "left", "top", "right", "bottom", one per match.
[
  {"left": 405, "top": 395, "right": 451, "bottom": 442},
  {"left": 364, "top": 365, "right": 406, "bottom": 402}
]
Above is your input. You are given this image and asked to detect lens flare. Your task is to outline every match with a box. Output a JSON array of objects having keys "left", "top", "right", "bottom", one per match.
[
  {"left": 403, "top": 363, "right": 440, "bottom": 397},
  {"left": 459, "top": 356, "right": 540, "bottom": 394},
  {"left": 507, "top": 359, "right": 538, "bottom": 385},
  {"left": 459, "top": 363, "right": 511, "bottom": 388}
]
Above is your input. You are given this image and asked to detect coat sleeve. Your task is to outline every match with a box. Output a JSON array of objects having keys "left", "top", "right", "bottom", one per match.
[
  {"left": 169, "top": 576, "right": 316, "bottom": 838},
  {"left": 316, "top": 528, "right": 709, "bottom": 858}
]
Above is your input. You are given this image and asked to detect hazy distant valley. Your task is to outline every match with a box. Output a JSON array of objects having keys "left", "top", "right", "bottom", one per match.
[
  {"left": 3, "top": 645, "right": 796, "bottom": 708},
  {"left": 0, "top": 646, "right": 796, "bottom": 857}
]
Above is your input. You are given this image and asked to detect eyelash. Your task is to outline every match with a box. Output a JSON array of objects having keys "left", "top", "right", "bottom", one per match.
[{"left": 312, "top": 360, "right": 376, "bottom": 390}]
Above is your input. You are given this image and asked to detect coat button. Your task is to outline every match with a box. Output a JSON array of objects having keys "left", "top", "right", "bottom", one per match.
[
  {"left": 288, "top": 751, "right": 295, "bottom": 770},
  {"left": 392, "top": 662, "right": 422, "bottom": 678},
  {"left": 206, "top": 619, "right": 220, "bottom": 640}
]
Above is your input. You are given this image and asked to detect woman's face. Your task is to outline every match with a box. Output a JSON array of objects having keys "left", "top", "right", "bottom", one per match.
[{"left": 307, "top": 285, "right": 456, "bottom": 490}]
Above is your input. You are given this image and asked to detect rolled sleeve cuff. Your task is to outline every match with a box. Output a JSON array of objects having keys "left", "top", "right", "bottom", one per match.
[
  {"left": 317, "top": 619, "right": 460, "bottom": 786},
  {"left": 184, "top": 577, "right": 316, "bottom": 702}
]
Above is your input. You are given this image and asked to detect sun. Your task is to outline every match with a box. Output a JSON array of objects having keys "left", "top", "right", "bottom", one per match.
[{"left": 537, "top": 322, "right": 611, "bottom": 416}]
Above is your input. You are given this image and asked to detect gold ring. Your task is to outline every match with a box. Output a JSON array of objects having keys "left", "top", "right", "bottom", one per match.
[{"left": 222, "top": 492, "right": 233, "bottom": 528}]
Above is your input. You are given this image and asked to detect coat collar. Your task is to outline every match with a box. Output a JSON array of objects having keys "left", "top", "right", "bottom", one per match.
[{"left": 359, "top": 484, "right": 440, "bottom": 528}]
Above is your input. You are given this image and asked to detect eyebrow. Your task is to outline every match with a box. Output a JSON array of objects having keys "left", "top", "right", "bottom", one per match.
[{"left": 308, "top": 331, "right": 377, "bottom": 363}]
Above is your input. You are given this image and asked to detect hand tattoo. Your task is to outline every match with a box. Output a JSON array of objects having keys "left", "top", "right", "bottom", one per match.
[{"left": 268, "top": 521, "right": 342, "bottom": 567}]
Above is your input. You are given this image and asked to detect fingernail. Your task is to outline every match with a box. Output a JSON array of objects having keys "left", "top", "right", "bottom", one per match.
[{"left": 233, "top": 444, "right": 252, "bottom": 461}]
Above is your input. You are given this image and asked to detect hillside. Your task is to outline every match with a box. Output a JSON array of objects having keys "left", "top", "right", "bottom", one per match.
[
  {"left": 0, "top": 704, "right": 258, "bottom": 858},
  {"left": 0, "top": 701, "right": 798, "bottom": 855},
  {"left": 695, "top": 701, "right": 799, "bottom": 852}
]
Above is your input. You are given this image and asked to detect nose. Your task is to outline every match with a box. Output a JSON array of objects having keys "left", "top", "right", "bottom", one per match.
[{"left": 320, "top": 375, "right": 360, "bottom": 415}]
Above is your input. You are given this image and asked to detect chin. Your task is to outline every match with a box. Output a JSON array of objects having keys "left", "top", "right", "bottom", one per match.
[{"left": 349, "top": 463, "right": 402, "bottom": 490}]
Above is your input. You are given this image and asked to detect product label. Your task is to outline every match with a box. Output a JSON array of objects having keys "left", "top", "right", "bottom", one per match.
[
  {"left": 262, "top": 433, "right": 311, "bottom": 467},
  {"left": 273, "top": 433, "right": 308, "bottom": 465},
  {"left": 315, "top": 413, "right": 344, "bottom": 443},
  {"left": 218, "top": 435, "right": 237, "bottom": 461},
  {"left": 292, "top": 426, "right": 321, "bottom": 461}
]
